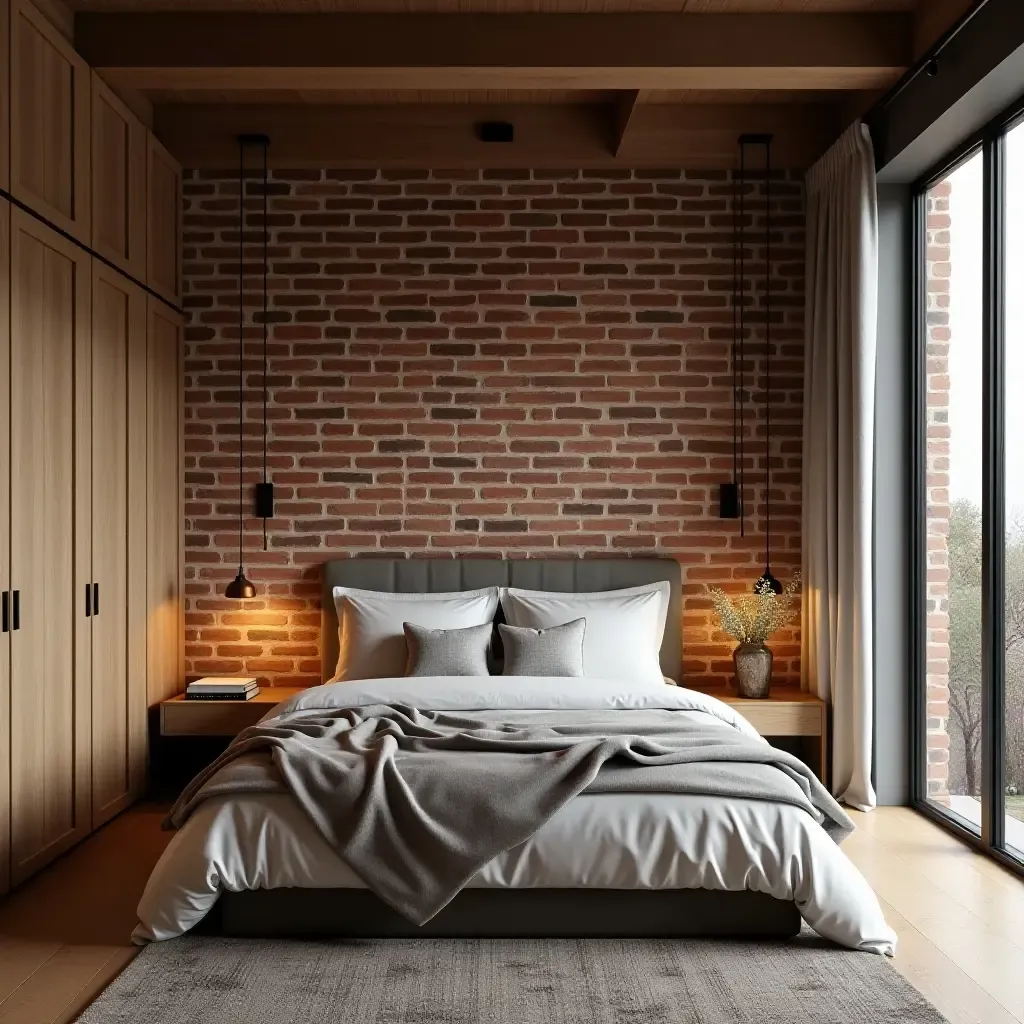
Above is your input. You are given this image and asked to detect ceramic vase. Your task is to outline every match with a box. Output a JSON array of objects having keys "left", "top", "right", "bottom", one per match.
[{"left": 733, "top": 642, "right": 773, "bottom": 698}]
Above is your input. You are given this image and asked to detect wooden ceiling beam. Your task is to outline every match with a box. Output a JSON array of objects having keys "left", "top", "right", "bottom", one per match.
[
  {"left": 77, "top": 12, "right": 910, "bottom": 93},
  {"left": 616, "top": 102, "right": 838, "bottom": 166},
  {"left": 152, "top": 101, "right": 839, "bottom": 169},
  {"left": 913, "top": 0, "right": 975, "bottom": 59}
]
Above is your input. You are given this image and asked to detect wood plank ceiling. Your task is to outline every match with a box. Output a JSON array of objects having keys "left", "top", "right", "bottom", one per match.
[{"left": 67, "top": 0, "right": 968, "bottom": 168}]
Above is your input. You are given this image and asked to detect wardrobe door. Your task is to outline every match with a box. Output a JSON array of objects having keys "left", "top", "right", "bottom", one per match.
[
  {"left": 0, "top": 202, "right": 11, "bottom": 896},
  {"left": 91, "top": 263, "right": 147, "bottom": 826},
  {"left": 147, "top": 298, "right": 183, "bottom": 706},
  {"left": 9, "top": 209, "right": 91, "bottom": 884}
]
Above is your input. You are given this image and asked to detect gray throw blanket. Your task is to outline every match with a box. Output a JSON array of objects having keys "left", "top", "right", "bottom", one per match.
[{"left": 167, "top": 704, "right": 853, "bottom": 925}]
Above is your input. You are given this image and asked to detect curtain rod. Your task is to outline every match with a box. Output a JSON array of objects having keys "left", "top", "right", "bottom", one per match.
[{"left": 866, "top": 0, "right": 993, "bottom": 120}]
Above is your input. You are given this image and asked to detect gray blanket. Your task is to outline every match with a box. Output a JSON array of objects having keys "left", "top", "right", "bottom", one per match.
[{"left": 167, "top": 704, "right": 853, "bottom": 925}]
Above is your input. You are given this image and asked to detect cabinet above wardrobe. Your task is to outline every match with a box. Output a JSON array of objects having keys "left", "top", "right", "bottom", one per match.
[
  {"left": 11, "top": 0, "right": 90, "bottom": 241},
  {"left": 0, "top": 0, "right": 182, "bottom": 303},
  {"left": 92, "top": 75, "right": 147, "bottom": 281}
]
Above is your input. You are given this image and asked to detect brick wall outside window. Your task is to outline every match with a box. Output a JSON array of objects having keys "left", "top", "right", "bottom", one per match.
[
  {"left": 182, "top": 169, "right": 805, "bottom": 689},
  {"left": 924, "top": 181, "right": 952, "bottom": 803}
]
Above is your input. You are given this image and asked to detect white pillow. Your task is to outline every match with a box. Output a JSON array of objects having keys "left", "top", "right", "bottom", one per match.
[
  {"left": 332, "top": 587, "right": 499, "bottom": 682},
  {"left": 499, "top": 582, "right": 670, "bottom": 686}
]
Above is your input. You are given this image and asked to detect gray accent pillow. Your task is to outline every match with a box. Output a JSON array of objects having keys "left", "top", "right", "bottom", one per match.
[
  {"left": 498, "top": 618, "right": 586, "bottom": 677},
  {"left": 404, "top": 621, "right": 493, "bottom": 677}
]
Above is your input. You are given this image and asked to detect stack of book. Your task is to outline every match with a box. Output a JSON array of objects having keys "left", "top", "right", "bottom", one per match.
[{"left": 185, "top": 677, "right": 260, "bottom": 701}]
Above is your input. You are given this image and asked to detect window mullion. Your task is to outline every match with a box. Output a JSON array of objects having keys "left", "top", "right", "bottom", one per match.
[{"left": 981, "top": 131, "right": 1007, "bottom": 852}]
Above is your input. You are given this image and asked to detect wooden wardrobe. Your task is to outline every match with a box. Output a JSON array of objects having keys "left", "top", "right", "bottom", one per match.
[
  {"left": 89, "top": 262, "right": 149, "bottom": 830},
  {"left": 0, "top": 0, "right": 184, "bottom": 894},
  {"left": 7, "top": 209, "right": 92, "bottom": 884}
]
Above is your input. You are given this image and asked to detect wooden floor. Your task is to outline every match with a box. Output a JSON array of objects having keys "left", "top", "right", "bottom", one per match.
[
  {"left": 0, "top": 805, "right": 173, "bottom": 1024},
  {"left": 0, "top": 805, "right": 1022, "bottom": 1023}
]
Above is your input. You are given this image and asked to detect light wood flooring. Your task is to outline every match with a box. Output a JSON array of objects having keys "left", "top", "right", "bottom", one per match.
[
  {"left": 0, "top": 804, "right": 1022, "bottom": 1023},
  {"left": 0, "top": 804, "right": 172, "bottom": 1024}
]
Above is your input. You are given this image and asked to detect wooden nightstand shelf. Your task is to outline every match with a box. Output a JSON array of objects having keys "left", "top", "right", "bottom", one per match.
[
  {"left": 686, "top": 686, "right": 828, "bottom": 783},
  {"left": 160, "top": 686, "right": 303, "bottom": 737}
]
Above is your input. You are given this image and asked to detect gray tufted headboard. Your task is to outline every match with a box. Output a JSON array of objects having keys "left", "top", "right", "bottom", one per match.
[{"left": 320, "top": 557, "right": 682, "bottom": 683}]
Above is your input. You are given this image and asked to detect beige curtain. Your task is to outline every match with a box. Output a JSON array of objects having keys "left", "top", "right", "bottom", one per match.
[{"left": 802, "top": 123, "right": 879, "bottom": 811}]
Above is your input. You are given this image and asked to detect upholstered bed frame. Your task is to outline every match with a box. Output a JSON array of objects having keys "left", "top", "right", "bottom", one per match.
[
  {"left": 212, "top": 888, "right": 800, "bottom": 939},
  {"left": 214, "top": 556, "right": 801, "bottom": 940},
  {"left": 320, "top": 556, "right": 685, "bottom": 683}
]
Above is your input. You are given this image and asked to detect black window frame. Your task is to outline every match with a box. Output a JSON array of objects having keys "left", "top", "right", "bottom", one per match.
[{"left": 910, "top": 91, "right": 1024, "bottom": 874}]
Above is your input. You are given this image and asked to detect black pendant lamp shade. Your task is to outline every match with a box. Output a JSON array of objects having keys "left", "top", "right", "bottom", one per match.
[
  {"left": 225, "top": 571, "right": 257, "bottom": 600},
  {"left": 225, "top": 133, "right": 271, "bottom": 600},
  {"left": 755, "top": 567, "right": 783, "bottom": 595}
]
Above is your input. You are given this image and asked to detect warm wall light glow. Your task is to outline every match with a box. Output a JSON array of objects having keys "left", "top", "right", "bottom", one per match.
[{"left": 148, "top": 596, "right": 185, "bottom": 705}]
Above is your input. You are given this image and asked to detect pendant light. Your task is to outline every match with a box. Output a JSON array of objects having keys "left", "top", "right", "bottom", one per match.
[
  {"left": 250, "top": 134, "right": 274, "bottom": 547},
  {"left": 225, "top": 135, "right": 258, "bottom": 600},
  {"left": 721, "top": 134, "right": 765, "bottom": 535},
  {"left": 719, "top": 141, "right": 744, "bottom": 525},
  {"left": 753, "top": 134, "right": 782, "bottom": 595}
]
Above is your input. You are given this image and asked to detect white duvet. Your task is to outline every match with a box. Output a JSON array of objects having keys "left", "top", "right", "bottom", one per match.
[{"left": 135, "top": 676, "right": 896, "bottom": 955}]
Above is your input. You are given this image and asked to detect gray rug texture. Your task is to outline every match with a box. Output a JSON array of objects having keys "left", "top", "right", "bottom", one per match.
[{"left": 77, "top": 934, "right": 947, "bottom": 1024}]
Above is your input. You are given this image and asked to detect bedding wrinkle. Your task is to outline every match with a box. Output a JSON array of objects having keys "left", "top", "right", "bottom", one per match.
[
  {"left": 136, "top": 790, "right": 894, "bottom": 954},
  {"left": 166, "top": 702, "right": 854, "bottom": 927},
  {"left": 136, "top": 676, "right": 895, "bottom": 956}
]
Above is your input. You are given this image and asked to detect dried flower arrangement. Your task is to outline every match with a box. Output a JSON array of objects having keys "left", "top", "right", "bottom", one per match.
[{"left": 707, "top": 573, "right": 801, "bottom": 646}]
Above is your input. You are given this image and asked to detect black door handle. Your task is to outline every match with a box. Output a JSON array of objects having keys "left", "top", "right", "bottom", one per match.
[
  {"left": 12, "top": 590, "right": 19, "bottom": 631},
  {"left": 1, "top": 591, "right": 7, "bottom": 633},
  {"left": 93, "top": 582, "right": 99, "bottom": 617},
  {"left": 85, "top": 583, "right": 92, "bottom": 617}
]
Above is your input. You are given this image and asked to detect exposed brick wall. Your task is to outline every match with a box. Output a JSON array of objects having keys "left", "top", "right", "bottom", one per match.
[
  {"left": 924, "top": 181, "right": 952, "bottom": 803},
  {"left": 182, "top": 169, "right": 805, "bottom": 689}
]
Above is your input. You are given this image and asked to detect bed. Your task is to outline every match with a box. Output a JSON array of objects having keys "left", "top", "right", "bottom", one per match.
[{"left": 134, "top": 557, "right": 896, "bottom": 955}]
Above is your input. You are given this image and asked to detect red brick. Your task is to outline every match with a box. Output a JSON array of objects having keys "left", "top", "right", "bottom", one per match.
[{"left": 183, "top": 168, "right": 804, "bottom": 688}]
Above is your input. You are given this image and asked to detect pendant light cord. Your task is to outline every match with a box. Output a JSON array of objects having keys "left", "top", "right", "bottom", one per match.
[
  {"left": 738, "top": 143, "right": 746, "bottom": 538},
  {"left": 262, "top": 140, "right": 269, "bottom": 551},
  {"left": 731, "top": 156, "right": 739, "bottom": 499},
  {"left": 236, "top": 142, "right": 245, "bottom": 578},
  {"left": 764, "top": 140, "right": 772, "bottom": 573}
]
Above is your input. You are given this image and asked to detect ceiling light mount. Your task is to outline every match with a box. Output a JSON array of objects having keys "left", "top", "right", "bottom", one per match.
[
  {"left": 476, "top": 121, "right": 514, "bottom": 143},
  {"left": 238, "top": 131, "right": 271, "bottom": 148}
]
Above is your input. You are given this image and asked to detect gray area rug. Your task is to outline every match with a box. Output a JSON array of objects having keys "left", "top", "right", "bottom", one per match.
[{"left": 78, "top": 934, "right": 947, "bottom": 1024}]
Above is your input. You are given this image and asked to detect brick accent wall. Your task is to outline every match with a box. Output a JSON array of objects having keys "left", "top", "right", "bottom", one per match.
[
  {"left": 182, "top": 169, "right": 805, "bottom": 689},
  {"left": 924, "top": 180, "right": 952, "bottom": 803}
]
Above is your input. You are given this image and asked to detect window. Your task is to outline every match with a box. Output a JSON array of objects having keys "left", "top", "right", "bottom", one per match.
[
  {"left": 914, "top": 101, "right": 1024, "bottom": 873},
  {"left": 922, "top": 152, "right": 984, "bottom": 831},
  {"left": 1004, "top": 121, "right": 1024, "bottom": 856}
]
